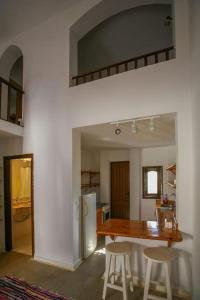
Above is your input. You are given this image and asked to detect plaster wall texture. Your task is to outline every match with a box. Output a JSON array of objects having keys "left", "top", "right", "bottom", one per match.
[
  {"left": 0, "top": 0, "right": 195, "bottom": 292},
  {"left": 78, "top": 4, "right": 172, "bottom": 73}
]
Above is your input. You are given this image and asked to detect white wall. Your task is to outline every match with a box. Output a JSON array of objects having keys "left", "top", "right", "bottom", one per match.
[
  {"left": 72, "top": 130, "right": 81, "bottom": 267},
  {"left": 0, "top": 1, "right": 194, "bottom": 293},
  {"left": 81, "top": 150, "right": 100, "bottom": 171},
  {"left": 190, "top": 0, "right": 200, "bottom": 297},
  {"left": 78, "top": 4, "right": 173, "bottom": 73},
  {"left": 0, "top": 119, "right": 23, "bottom": 137},
  {"left": 129, "top": 148, "right": 141, "bottom": 220},
  {"left": 141, "top": 145, "right": 176, "bottom": 220}
]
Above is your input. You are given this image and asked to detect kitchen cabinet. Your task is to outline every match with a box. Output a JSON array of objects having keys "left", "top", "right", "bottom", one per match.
[{"left": 81, "top": 171, "right": 100, "bottom": 188}]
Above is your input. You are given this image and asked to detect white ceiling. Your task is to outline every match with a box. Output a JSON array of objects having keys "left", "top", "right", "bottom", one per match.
[
  {"left": 79, "top": 113, "right": 176, "bottom": 150},
  {"left": 0, "top": 0, "right": 76, "bottom": 42}
]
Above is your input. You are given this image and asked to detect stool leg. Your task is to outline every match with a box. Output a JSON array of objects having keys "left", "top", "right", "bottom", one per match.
[
  {"left": 126, "top": 254, "right": 134, "bottom": 292},
  {"left": 143, "top": 259, "right": 152, "bottom": 300},
  {"left": 102, "top": 253, "right": 111, "bottom": 300},
  {"left": 121, "top": 255, "right": 128, "bottom": 300},
  {"left": 110, "top": 255, "right": 116, "bottom": 284},
  {"left": 165, "top": 262, "right": 172, "bottom": 300}
]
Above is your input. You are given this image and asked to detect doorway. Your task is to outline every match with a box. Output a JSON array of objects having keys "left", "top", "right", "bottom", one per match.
[
  {"left": 111, "top": 161, "right": 130, "bottom": 219},
  {"left": 4, "top": 154, "right": 34, "bottom": 256}
]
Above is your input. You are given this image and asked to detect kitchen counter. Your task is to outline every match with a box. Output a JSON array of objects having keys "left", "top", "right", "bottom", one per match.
[{"left": 96, "top": 218, "right": 182, "bottom": 247}]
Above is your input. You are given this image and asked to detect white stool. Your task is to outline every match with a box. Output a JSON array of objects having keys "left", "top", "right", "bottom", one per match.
[
  {"left": 143, "top": 247, "right": 175, "bottom": 300},
  {"left": 102, "top": 242, "right": 134, "bottom": 300}
]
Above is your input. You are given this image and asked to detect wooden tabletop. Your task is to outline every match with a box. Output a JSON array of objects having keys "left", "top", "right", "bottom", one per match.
[{"left": 97, "top": 219, "right": 182, "bottom": 247}]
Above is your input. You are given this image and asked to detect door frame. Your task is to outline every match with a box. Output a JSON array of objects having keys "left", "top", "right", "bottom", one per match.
[
  {"left": 110, "top": 161, "right": 130, "bottom": 219},
  {"left": 4, "top": 153, "right": 34, "bottom": 256}
]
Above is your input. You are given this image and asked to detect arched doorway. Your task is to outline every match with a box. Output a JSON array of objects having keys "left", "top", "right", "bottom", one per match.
[{"left": 0, "top": 45, "right": 24, "bottom": 124}]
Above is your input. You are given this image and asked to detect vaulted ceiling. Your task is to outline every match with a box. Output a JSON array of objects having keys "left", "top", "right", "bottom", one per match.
[{"left": 0, "top": 0, "right": 76, "bottom": 42}]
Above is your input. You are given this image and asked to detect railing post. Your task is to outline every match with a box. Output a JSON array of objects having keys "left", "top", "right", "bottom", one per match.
[
  {"left": 71, "top": 47, "right": 174, "bottom": 86},
  {"left": 135, "top": 59, "right": 138, "bottom": 69},
  {"left": 0, "top": 81, "right": 1, "bottom": 118},
  {"left": 116, "top": 65, "right": 119, "bottom": 74},
  {"left": 166, "top": 49, "right": 169, "bottom": 61},
  {"left": 155, "top": 53, "right": 158, "bottom": 64}
]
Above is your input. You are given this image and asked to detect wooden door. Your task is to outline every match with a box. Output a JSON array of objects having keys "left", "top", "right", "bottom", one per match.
[{"left": 111, "top": 161, "right": 130, "bottom": 219}]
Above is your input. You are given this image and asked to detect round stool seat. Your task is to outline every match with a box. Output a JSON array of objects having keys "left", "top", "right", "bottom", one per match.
[
  {"left": 106, "top": 242, "right": 132, "bottom": 255},
  {"left": 144, "top": 247, "right": 175, "bottom": 263}
]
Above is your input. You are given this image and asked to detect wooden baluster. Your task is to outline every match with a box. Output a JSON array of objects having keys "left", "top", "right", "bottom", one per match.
[
  {"left": 155, "top": 53, "right": 158, "bottom": 64},
  {"left": 166, "top": 49, "right": 169, "bottom": 61},
  {"left": 71, "top": 47, "right": 174, "bottom": 85},
  {"left": 135, "top": 59, "right": 138, "bottom": 69},
  {"left": 16, "top": 91, "right": 23, "bottom": 124},
  {"left": 7, "top": 86, "right": 11, "bottom": 122},
  {"left": 116, "top": 65, "right": 119, "bottom": 74},
  {"left": 0, "top": 81, "right": 1, "bottom": 118}
]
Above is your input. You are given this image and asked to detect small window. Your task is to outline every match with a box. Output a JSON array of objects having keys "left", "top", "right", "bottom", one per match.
[{"left": 143, "top": 166, "right": 163, "bottom": 199}]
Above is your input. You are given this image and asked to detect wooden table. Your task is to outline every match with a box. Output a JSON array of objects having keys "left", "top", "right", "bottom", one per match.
[{"left": 97, "top": 219, "right": 182, "bottom": 247}]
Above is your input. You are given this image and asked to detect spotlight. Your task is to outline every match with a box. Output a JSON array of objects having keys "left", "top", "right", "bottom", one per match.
[
  {"left": 115, "top": 128, "right": 121, "bottom": 135},
  {"left": 131, "top": 120, "right": 137, "bottom": 133}
]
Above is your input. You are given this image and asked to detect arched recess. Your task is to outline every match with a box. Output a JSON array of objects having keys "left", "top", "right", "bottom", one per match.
[
  {"left": 0, "top": 45, "right": 23, "bottom": 123},
  {"left": 69, "top": 0, "right": 175, "bottom": 86}
]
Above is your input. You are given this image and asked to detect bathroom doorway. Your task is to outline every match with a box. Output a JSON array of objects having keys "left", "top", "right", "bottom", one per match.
[{"left": 4, "top": 154, "right": 34, "bottom": 256}]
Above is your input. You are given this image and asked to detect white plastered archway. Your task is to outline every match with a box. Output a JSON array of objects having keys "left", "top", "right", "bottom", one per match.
[
  {"left": 69, "top": 0, "right": 174, "bottom": 82},
  {"left": 0, "top": 45, "right": 23, "bottom": 119}
]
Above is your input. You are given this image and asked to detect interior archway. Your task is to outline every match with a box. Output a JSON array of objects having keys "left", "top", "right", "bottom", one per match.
[
  {"left": 0, "top": 45, "right": 23, "bottom": 122},
  {"left": 69, "top": 0, "right": 174, "bottom": 85}
]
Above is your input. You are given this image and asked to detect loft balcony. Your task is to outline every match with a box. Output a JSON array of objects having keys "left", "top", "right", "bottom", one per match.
[
  {"left": 72, "top": 47, "right": 175, "bottom": 86},
  {"left": 0, "top": 76, "right": 24, "bottom": 127}
]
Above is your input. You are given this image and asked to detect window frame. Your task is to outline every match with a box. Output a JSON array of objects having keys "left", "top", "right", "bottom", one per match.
[{"left": 142, "top": 166, "right": 163, "bottom": 199}]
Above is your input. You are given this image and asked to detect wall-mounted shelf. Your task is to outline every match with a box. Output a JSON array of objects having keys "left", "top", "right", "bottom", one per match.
[
  {"left": 166, "top": 164, "right": 176, "bottom": 189},
  {"left": 81, "top": 171, "right": 100, "bottom": 188},
  {"left": 166, "top": 164, "right": 176, "bottom": 175},
  {"left": 167, "top": 182, "right": 176, "bottom": 189}
]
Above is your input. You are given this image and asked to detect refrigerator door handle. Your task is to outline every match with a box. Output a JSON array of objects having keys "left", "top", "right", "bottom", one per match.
[{"left": 84, "top": 202, "right": 89, "bottom": 216}]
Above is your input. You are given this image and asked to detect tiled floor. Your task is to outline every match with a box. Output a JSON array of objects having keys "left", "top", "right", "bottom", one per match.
[{"left": 0, "top": 239, "right": 184, "bottom": 300}]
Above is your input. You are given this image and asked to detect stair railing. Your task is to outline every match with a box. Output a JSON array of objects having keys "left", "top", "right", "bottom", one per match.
[{"left": 0, "top": 76, "right": 24, "bottom": 126}]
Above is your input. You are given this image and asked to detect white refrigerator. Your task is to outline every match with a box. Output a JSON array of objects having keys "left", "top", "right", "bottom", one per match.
[{"left": 81, "top": 193, "right": 97, "bottom": 259}]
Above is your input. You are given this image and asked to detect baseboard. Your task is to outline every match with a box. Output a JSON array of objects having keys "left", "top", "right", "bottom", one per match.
[
  {"left": 73, "top": 258, "right": 82, "bottom": 270},
  {"left": 33, "top": 255, "right": 75, "bottom": 271}
]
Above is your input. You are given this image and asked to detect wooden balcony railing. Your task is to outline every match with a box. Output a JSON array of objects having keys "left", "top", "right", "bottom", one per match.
[
  {"left": 0, "top": 76, "right": 24, "bottom": 126},
  {"left": 72, "top": 46, "right": 175, "bottom": 86}
]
